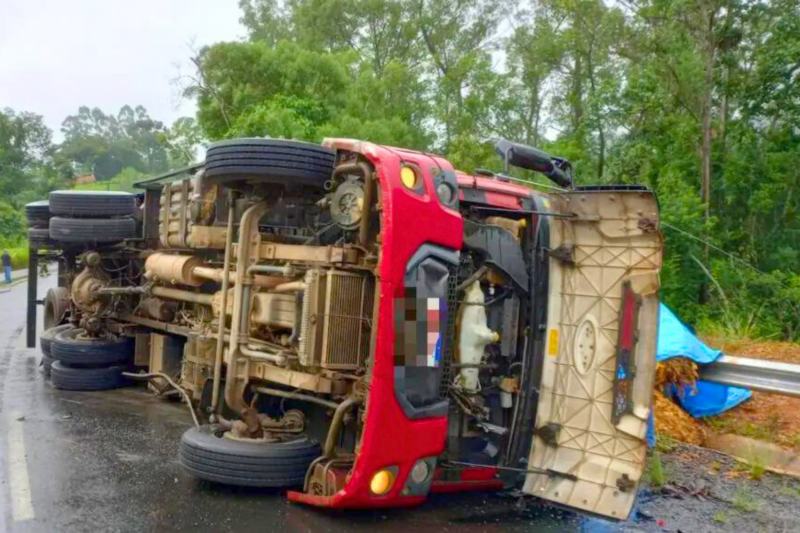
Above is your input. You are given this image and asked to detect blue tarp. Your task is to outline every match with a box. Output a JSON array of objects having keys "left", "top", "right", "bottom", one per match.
[
  {"left": 648, "top": 305, "right": 752, "bottom": 447},
  {"left": 656, "top": 304, "right": 752, "bottom": 418}
]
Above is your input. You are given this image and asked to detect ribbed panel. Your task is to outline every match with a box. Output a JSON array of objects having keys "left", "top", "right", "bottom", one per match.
[
  {"left": 158, "top": 179, "right": 194, "bottom": 248},
  {"left": 321, "top": 272, "right": 373, "bottom": 370}
]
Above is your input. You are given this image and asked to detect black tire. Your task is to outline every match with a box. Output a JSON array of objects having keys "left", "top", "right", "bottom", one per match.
[
  {"left": 43, "top": 287, "right": 70, "bottom": 330},
  {"left": 204, "top": 138, "right": 335, "bottom": 188},
  {"left": 40, "top": 324, "right": 75, "bottom": 357},
  {"left": 49, "top": 190, "right": 136, "bottom": 217},
  {"left": 49, "top": 216, "right": 136, "bottom": 244},
  {"left": 50, "top": 361, "right": 131, "bottom": 391},
  {"left": 51, "top": 328, "right": 133, "bottom": 367},
  {"left": 180, "top": 426, "right": 321, "bottom": 487},
  {"left": 42, "top": 354, "right": 54, "bottom": 379},
  {"left": 28, "top": 227, "right": 53, "bottom": 246},
  {"left": 25, "top": 200, "right": 51, "bottom": 226}
]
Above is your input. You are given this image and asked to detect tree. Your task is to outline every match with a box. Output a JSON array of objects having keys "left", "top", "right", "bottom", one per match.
[
  {"left": 413, "top": 0, "right": 506, "bottom": 148},
  {"left": 239, "top": 0, "right": 290, "bottom": 45},
  {"left": 159, "top": 117, "right": 205, "bottom": 166},
  {"left": 171, "top": 0, "right": 800, "bottom": 337},
  {"left": 185, "top": 41, "right": 351, "bottom": 140},
  {"left": 0, "top": 108, "right": 54, "bottom": 198},
  {"left": 59, "top": 105, "right": 170, "bottom": 179}
]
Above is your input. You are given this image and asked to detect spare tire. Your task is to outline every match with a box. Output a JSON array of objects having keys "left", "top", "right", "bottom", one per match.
[
  {"left": 51, "top": 328, "right": 133, "bottom": 367},
  {"left": 25, "top": 200, "right": 51, "bottom": 226},
  {"left": 204, "top": 138, "right": 335, "bottom": 188},
  {"left": 50, "top": 361, "right": 131, "bottom": 391},
  {"left": 49, "top": 190, "right": 136, "bottom": 217},
  {"left": 40, "top": 324, "right": 75, "bottom": 357},
  {"left": 180, "top": 426, "right": 321, "bottom": 488},
  {"left": 49, "top": 216, "right": 136, "bottom": 243}
]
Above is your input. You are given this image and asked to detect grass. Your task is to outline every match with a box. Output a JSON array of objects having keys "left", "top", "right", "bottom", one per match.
[
  {"left": 728, "top": 452, "right": 769, "bottom": 481},
  {"left": 746, "top": 454, "right": 767, "bottom": 481},
  {"left": 654, "top": 434, "right": 680, "bottom": 454},
  {"left": 778, "top": 483, "right": 800, "bottom": 498},
  {"left": 646, "top": 451, "right": 669, "bottom": 487},
  {"left": 73, "top": 169, "right": 144, "bottom": 193},
  {"left": 74, "top": 180, "right": 135, "bottom": 193},
  {"left": 705, "top": 414, "right": 782, "bottom": 444},
  {"left": 732, "top": 486, "right": 762, "bottom": 513},
  {"left": 712, "top": 511, "right": 729, "bottom": 523}
]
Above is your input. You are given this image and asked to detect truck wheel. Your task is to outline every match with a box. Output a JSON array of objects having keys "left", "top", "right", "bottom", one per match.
[
  {"left": 25, "top": 200, "right": 51, "bottom": 227},
  {"left": 180, "top": 426, "right": 321, "bottom": 487},
  {"left": 51, "top": 328, "right": 133, "bottom": 367},
  {"left": 28, "top": 227, "right": 52, "bottom": 246},
  {"left": 43, "top": 287, "right": 70, "bottom": 330},
  {"left": 204, "top": 138, "right": 335, "bottom": 188},
  {"left": 40, "top": 324, "right": 75, "bottom": 357},
  {"left": 49, "top": 190, "right": 136, "bottom": 217},
  {"left": 49, "top": 217, "right": 136, "bottom": 244},
  {"left": 50, "top": 361, "right": 131, "bottom": 391},
  {"left": 42, "top": 354, "right": 54, "bottom": 379}
]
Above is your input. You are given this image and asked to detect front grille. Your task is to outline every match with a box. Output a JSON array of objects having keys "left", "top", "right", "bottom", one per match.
[{"left": 438, "top": 264, "right": 460, "bottom": 397}]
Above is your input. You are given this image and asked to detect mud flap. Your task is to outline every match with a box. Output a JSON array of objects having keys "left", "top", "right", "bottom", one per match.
[{"left": 522, "top": 188, "right": 662, "bottom": 520}]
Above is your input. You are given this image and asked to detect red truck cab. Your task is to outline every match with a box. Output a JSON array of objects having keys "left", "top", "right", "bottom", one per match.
[{"left": 288, "top": 139, "right": 663, "bottom": 520}]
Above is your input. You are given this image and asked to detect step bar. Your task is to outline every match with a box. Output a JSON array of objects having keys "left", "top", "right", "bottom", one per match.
[{"left": 699, "top": 355, "right": 800, "bottom": 398}]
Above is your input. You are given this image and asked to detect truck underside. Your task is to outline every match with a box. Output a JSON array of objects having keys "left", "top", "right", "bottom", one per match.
[{"left": 28, "top": 137, "right": 662, "bottom": 519}]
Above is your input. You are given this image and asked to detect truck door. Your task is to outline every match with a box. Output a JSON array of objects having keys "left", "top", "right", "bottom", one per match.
[{"left": 523, "top": 187, "right": 662, "bottom": 520}]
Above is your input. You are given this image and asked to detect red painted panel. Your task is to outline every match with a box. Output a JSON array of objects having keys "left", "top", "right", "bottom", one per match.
[{"left": 295, "top": 140, "right": 462, "bottom": 508}]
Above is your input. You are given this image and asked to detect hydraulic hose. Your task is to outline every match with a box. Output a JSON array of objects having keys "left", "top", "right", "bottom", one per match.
[{"left": 122, "top": 371, "right": 200, "bottom": 427}]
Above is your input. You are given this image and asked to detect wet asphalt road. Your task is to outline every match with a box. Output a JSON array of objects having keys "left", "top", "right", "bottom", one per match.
[{"left": 0, "top": 276, "right": 622, "bottom": 533}]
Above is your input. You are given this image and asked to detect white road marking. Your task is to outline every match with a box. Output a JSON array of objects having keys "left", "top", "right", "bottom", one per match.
[{"left": 6, "top": 412, "right": 35, "bottom": 521}]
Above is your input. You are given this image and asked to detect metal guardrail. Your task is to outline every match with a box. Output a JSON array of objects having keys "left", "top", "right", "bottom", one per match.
[{"left": 699, "top": 355, "right": 800, "bottom": 397}]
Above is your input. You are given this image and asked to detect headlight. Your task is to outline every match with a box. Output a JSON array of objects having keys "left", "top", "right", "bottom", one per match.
[
  {"left": 401, "top": 166, "right": 419, "bottom": 190},
  {"left": 370, "top": 469, "right": 396, "bottom": 495},
  {"left": 410, "top": 460, "right": 430, "bottom": 484},
  {"left": 436, "top": 182, "right": 455, "bottom": 206}
]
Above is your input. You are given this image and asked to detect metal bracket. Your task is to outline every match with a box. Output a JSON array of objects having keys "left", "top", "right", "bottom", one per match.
[
  {"left": 549, "top": 244, "right": 575, "bottom": 265},
  {"left": 616, "top": 473, "right": 635, "bottom": 492},
  {"left": 534, "top": 422, "right": 561, "bottom": 446}
]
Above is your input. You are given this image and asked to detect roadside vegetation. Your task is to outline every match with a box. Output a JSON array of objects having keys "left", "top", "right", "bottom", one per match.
[{"left": 2, "top": 0, "right": 800, "bottom": 341}]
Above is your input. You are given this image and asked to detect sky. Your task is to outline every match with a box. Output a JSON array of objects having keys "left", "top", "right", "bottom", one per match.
[{"left": 0, "top": 0, "right": 245, "bottom": 142}]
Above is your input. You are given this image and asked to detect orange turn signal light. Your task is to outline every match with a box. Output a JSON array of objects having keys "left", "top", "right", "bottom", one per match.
[
  {"left": 400, "top": 166, "right": 419, "bottom": 190},
  {"left": 370, "top": 469, "right": 396, "bottom": 495}
]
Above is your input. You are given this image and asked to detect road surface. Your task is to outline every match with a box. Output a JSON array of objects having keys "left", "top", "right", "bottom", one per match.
[{"left": 0, "top": 276, "right": 615, "bottom": 532}]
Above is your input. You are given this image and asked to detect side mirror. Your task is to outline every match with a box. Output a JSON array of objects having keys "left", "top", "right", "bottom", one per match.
[{"left": 494, "top": 139, "right": 572, "bottom": 189}]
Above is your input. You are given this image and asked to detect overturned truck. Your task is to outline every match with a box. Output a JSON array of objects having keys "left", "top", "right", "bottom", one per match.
[{"left": 27, "top": 138, "right": 663, "bottom": 519}]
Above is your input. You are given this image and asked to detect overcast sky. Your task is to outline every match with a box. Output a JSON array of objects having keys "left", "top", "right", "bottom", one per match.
[{"left": 0, "top": 0, "right": 245, "bottom": 142}]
